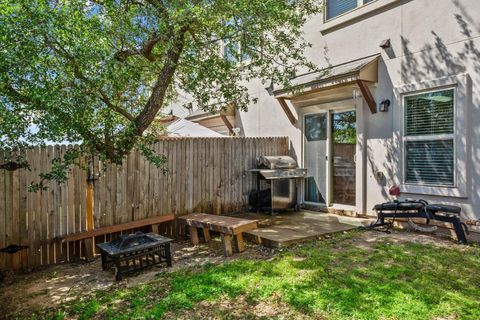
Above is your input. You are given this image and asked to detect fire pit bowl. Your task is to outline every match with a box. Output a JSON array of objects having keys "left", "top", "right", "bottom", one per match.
[{"left": 96, "top": 232, "right": 173, "bottom": 281}]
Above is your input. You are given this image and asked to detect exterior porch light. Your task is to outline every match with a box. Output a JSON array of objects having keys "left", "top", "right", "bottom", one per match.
[
  {"left": 265, "top": 81, "right": 274, "bottom": 96},
  {"left": 379, "top": 39, "right": 391, "bottom": 49},
  {"left": 378, "top": 99, "right": 391, "bottom": 112}
]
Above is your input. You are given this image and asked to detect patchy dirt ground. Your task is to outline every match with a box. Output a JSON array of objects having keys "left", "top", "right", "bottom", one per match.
[
  {"left": 0, "top": 237, "right": 277, "bottom": 318},
  {"left": 165, "top": 293, "right": 313, "bottom": 320},
  {"left": 0, "top": 230, "right": 468, "bottom": 319}
]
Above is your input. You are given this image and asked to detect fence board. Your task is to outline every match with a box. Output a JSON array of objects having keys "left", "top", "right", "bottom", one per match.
[
  {"left": 46, "top": 146, "right": 54, "bottom": 265},
  {"left": 0, "top": 137, "right": 288, "bottom": 271}
]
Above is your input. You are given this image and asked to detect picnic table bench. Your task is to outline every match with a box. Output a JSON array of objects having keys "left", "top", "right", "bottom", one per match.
[{"left": 179, "top": 213, "right": 258, "bottom": 256}]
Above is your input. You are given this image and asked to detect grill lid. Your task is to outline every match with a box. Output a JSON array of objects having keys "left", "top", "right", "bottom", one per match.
[
  {"left": 257, "top": 156, "right": 298, "bottom": 169},
  {"left": 258, "top": 168, "right": 307, "bottom": 180}
]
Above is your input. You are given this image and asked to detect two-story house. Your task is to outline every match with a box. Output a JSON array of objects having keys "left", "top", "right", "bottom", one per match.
[{"left": 173, "top": 0, "right": 480, "bottom": 223}]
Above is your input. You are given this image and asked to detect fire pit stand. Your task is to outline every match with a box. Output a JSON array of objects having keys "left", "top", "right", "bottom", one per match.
[{"left": 97, "top": 232, "right": 172, "bottom": 281}]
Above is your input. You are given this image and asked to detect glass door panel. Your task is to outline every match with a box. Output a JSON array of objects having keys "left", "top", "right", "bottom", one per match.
[
  {"left": 304, "top": 113, "right": 328, "bottom": 204},
  {"left": 331, "top": 110, "right": 356, "bottom": 205}
]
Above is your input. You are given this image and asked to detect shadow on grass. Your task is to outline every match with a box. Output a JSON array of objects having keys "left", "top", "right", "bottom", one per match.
[{"left": 24, "top": 232, "right": 480, "bottom": 320}]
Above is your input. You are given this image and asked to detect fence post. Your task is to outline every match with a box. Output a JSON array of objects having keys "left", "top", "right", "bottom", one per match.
[{"left": 84, "top": 164, "right": 95, "bottom": 260}]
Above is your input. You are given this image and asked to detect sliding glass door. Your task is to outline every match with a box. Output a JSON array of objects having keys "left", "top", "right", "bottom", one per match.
[{"left": 303, "top": 109, "right": 357, "bottom": 207}]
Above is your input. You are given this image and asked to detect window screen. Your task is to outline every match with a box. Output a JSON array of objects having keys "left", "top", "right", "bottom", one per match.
[
  {"left": 326, "top": 0, "right": 358, "bottom": 20},
  {"left": 404, "top": 89, "right": 455, "bottom": 186},
  {"left": 305, "top": 113, "right": 327, "bottom": 141}
]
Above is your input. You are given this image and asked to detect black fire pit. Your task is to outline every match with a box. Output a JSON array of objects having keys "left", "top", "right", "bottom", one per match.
[{"left": 97, "top": 232, "right": 173, "bottom": 281}]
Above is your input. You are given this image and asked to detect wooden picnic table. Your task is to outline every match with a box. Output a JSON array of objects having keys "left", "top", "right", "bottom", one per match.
[{"left": 179, "top": 213, "right": 258, "bottom": 256}]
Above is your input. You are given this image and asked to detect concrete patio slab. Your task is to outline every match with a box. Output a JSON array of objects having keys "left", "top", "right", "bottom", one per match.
[{"left": 230, "top": 211, "right": 373, "bottom": 248}]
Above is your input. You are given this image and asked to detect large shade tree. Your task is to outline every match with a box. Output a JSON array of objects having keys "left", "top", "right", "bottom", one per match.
[{"left": 0, "top": 0, "right": 321, "bottom": 185}]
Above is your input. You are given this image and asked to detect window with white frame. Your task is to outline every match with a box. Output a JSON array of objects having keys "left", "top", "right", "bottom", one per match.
[
  {"left": 325, "top": 0, "right": 377, "bottom": 20},
  {"left": 403, "top": 88, "right": 455, "bottom": 186}
]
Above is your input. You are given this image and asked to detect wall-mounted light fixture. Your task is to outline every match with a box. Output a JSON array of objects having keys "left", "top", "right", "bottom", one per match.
[
  {"left": 379, "top": 99, "right": 391, "bottom": 112},
  {"left": 232, "top": 127, "right": 242, "bottom": 136},
  {"left": 264, "top": 81, "right": 274, "bottom": 95},
  {"left": 379, "top": 39, "right": 391, "bottom": 49},
  {"left": 184, "top": 102, "right": 194, "bottom": 114}
]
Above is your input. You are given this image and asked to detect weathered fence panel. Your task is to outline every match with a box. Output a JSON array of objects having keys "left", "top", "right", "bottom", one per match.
[{"left": 0, "top": 137, "right": 288, "bottom": 271}]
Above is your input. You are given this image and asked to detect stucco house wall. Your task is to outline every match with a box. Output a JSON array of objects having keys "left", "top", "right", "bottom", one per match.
[{"left": 234, "top": 0, "right": 480, "bottom": 220}]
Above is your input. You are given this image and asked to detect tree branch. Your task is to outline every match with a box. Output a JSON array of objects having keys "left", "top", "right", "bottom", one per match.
[
  {"left": 42, "top": 34, "right": 135, "bottom": 122},
  {"left": 98, "top": 91, "right": 135, "bottom": 121},
  {"left": 2, "top": 82, "right": 31, "bottom": 105},
  {"left": 114, "top": 32, "right": 166, "bottom": 62},
  {"left": 145, "top": 0, "right": 169, "bottom": 19},
  {"left": 2, "top": 80, "right": 107, "bottom": 154},
  {"left": 134, "top": 30, "right": 187, "bottom": 133}
]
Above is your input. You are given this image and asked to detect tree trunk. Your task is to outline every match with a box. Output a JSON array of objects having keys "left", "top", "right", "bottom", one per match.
[{"left": 134, "top": 32, "right": 186, "bottom": 134}]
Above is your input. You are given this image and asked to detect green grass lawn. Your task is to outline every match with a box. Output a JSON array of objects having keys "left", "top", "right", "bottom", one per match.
[{"left": 23, "top": 231, "right": 480, "bottom": 320}]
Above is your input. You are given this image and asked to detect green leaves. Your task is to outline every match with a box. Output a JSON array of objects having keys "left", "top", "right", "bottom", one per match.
[
  {"left": 1, "top": 0, "right": 322, "bottom": 184},
  {"left": 28, "top": 147, "right": 83, "bottom": 192}
]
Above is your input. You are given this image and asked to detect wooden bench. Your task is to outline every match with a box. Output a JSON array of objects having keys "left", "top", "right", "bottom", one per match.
[
  {"left": 179, "top": 213, "right": 258, "bottom": 256},
  {"left": 58, "top": 215, "right": 176, "bottom": 259}
]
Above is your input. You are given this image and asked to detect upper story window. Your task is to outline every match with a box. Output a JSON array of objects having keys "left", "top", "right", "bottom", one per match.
[
  {"left": 222, "top": 39, "right": 250, "bottom": 64},
  {"left": 403, "top": 89, "right": 455, "bottom": 186},
  {"left": 325, "top": 0, "right": 376, "bottom": 20},
  {"left": 223, "top": 40, "right": 239, "bottom": 63},
  {"left": 221, "top": 18, "right": 251, "bottom": 64}
]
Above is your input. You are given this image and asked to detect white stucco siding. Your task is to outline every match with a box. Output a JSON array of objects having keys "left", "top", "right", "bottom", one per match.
[
  {"left": 239, "top": 78, "right": 302, "bottom": 148},
  {"left": 236, "top": 0, "right": 480, "bottom": 219},
  {"left": 400, "top": 0, "right": 480, "bottom": 61}
]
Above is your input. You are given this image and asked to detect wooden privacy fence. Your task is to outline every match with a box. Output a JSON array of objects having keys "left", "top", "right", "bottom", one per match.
[{"left": 0, "top": 137, "right": 289, "bottom": 271}]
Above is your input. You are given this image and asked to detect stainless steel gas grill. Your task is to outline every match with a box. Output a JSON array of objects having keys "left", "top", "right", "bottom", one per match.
[{"left": 249, "top": 156, "right": 307, "bottom": 214}]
